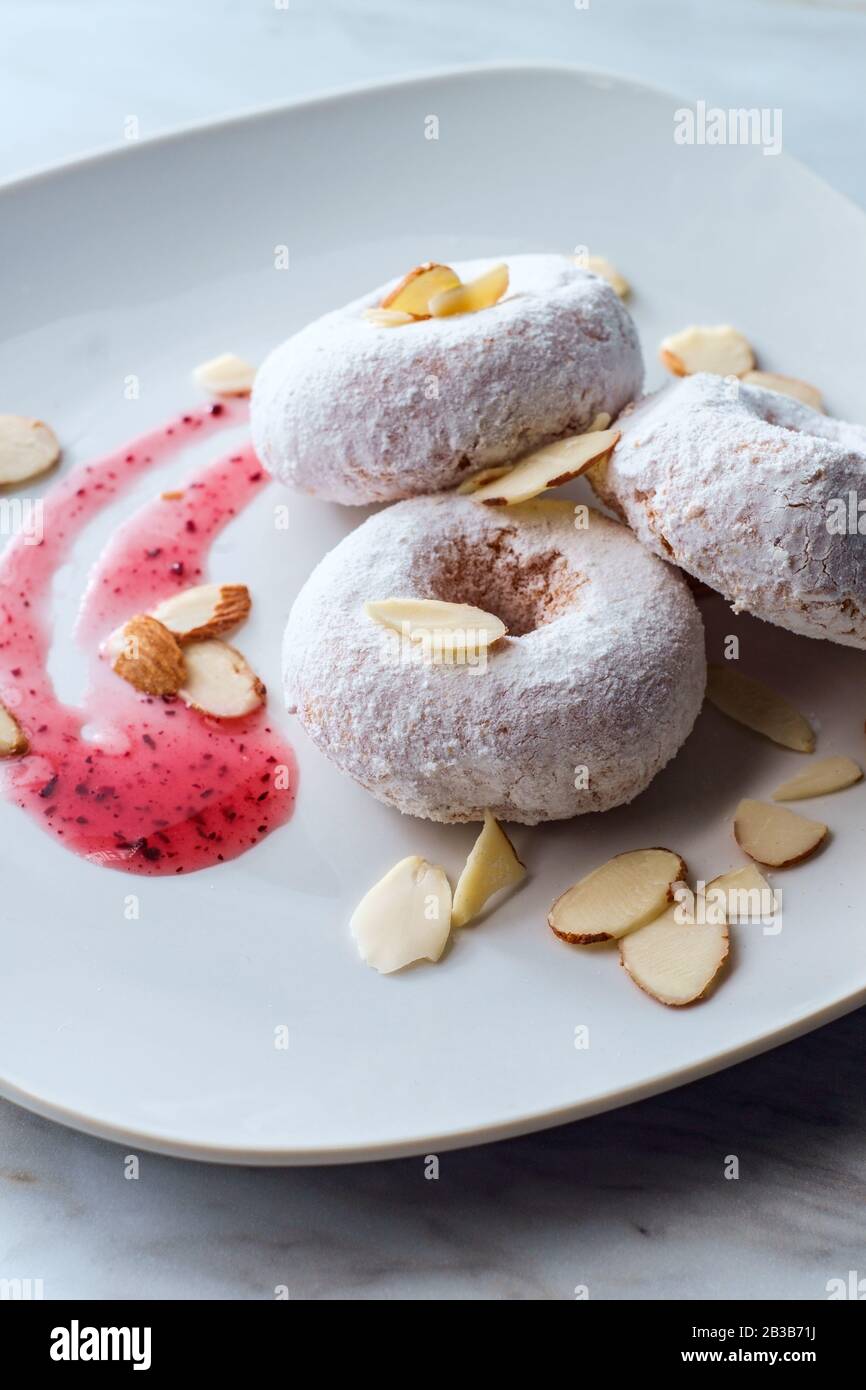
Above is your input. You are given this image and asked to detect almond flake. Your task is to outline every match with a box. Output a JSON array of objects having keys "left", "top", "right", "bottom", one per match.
[
  {"left": 380, "top": 263, "right": 460, "bottom": 317},
  {"left": 364, "top": 597, "right": 506, "bottom": 655},
  {"left": 741, "top": 371, "right": 824, "bottom": 413},
  {"left": 548, "top": 848, "right": 687, "bottom": 944},
  {"left": 451, "top": 812, "right": 526, "bottom": 928},
  {"left": 180, "top": 639, "right": 265, "bottom": 718},
  {"left": 471, "top": 428, "right": 620, "bottom": 506},
  {"left": 0, "top": 701, "right": 28, "bottom": 757},
  {"left": 0, "top": 414, "right": 60, "bottom": 486},
  {"left": 660, "top": 325, "right": 755, "bottom": 378},
  {"left": 772, "top": 755, "right": 862, "bottom": 802},
  {"left": 585, "top": 255, "right": 630, "bottom": 300},
  {"left": 706, "top": 664, "right": 814, "bottom": 753},
  {"left": 733, "top": 798, "right": 827, "bottom": 867},
  {"left": 193, "top": 352, "right": 256, "bottom": 397},
  {"left": 151, "top": 583, "right": 251, "bottom": 642},
  {"left": 619, "top": 902, "right": 729, "bottom": 1007},
  {"left": 350, "top": 856, "right": 452, "bottom": 973},
  {"left": 108, "top": 615, "right": 186, "bottom": 696},
  {"left": 429, "top": 263, "right": 509, "bottom": 317}
]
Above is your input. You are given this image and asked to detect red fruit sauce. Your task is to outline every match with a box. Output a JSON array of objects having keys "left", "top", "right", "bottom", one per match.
[{"left": 0, "top": 400, "right": 297, "bottom": 875}]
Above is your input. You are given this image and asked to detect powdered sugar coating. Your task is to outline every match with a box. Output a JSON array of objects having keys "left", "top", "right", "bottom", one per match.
[
  {"left": 252, "top": 254, "right": 643, "bottom": 505},
  {"left": 590, "top": 373, "right": 866, "bottom": 647},
  {"left": 283, "top": 495, "right": 705, "bottom": 823}
]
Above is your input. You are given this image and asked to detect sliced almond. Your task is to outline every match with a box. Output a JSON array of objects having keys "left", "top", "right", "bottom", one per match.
[
  {"left": 180, "top": 639, "right": 265, "bottom": 718},
  {"left": 706, "top": 664, "right": 814, "bottom": 753},
  {"left": 193, "top": 352, "right": 256, "bottom": 397},
  {"left": 586, "top": 412, "right": 612, "bottom": 432},
  {"left": 0, "top": 702, "right": 28, "bottom": 757},
  {"left": 451, "top": 812, "right": 526, "bottom": 928},
  {"left": 429, "top": 263, "right": 509, "bottom": 318},
  {"left": 151, "top": 583, "right": 251, "bottom": 641},
  {"left": 471, "top": 428, "right": 620, "bottom": 506},
  {"left": 362, "top": 307, "right": 415, "bottom": 328},
  {"left": 733, "top": 798, "right": 827, "bottom": 868},
  {"left": 584, "top": 255, "right": 630, "bottom": 300},
  {"left": 741, "top": 370, "right": 824, "bottom": 413},
  {"left": 706, "top": 865, "right": 777, "bottom": 923},
  {"left": 456, "top": 466, "right": 513, "bottom": 495},
  {"left": 0, "top": 414, "right": 60, "bottom": 486},
  {"left": 380, "top": 263, "right": 461, "bottom": 317},
  {"left": 350, "top": 855, "right": 452, "bottom": 973},
  {"left": 772, "top": 755, "right": 862, "bottom": 802},
  {"left": 364, "top": 597, "right": 506, "bottom": 655},
  {"left": 548, "top": 848, "right": 686, "bottom": 945},
  {"left": 660, "top": 325, "right": 755, "bottom": 378},
  {"left": 109, "top": 615, "right": 186, "bottom": 696},
  {"left": 619, "top": 902, "right": 729, "bottom": 1007}
]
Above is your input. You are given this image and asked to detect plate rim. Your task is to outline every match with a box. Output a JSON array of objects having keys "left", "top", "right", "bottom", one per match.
[{"left": 3, "top": 61, "right": 865, "bottom": 1165}]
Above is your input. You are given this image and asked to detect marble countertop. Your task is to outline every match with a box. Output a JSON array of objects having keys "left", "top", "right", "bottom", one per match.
[{"left": 2, "top": 0, "right": 865, "bottom": 1300}]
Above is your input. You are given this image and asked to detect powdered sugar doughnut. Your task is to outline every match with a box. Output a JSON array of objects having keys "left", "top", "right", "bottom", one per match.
[
  {"left": 252, "top": 254, "right": 643, "bottom": 505},
  {"left": 283, "top": 495, "right": 705, "bottom": 823},
  {"left": 589, "top": 373, "right": 866, "bottom": 647}
]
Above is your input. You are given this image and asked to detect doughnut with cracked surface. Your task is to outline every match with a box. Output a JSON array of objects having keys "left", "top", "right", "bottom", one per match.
[
  {"left": 251, "top": 254, "right": 643, "bottom": 505},
  {"left": 283, "top": 494, "right": 705, "bottom": 824},
  {"left": 588, "top": 373, "right": 866, "bottom": 648}
]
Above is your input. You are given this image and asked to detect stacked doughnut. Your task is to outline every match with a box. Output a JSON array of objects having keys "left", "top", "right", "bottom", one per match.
[
  {"left": 261, "top": 253, "right": 713, "bottom": 822},
  {"left": 252, "top": 254, "right": 642, "bottom": 505},
  {"left": 588, "top": 372, "right": 866, "bottom": 648}
]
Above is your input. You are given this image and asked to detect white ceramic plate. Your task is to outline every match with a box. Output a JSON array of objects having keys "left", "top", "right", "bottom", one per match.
[{"left": 2, "top": 65, "right": 866, "bottom": 1165}]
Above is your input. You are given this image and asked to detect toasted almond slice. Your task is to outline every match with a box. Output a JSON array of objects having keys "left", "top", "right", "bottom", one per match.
[
  {"left": 706, "top": 664, "right": 814, "bottom": 753},
  {"left": 548, "top": 848, "right": 686, "bottom": 945},
  {"left": 471, "top": 428, "right": 620, "bottom": 506},
  {"left": 350, "top": 855, "right": 452, "bottom": 973},
  {"left": 151, "top": 583, "right": 251, "bottom": 642},
  {"left": 193, "top": 352, "right": 256, "bottom": 396},
  {"left": 0, "top": 701, "right": 28, "bottom": 757},
  {"left": 772, "top": 755, "right": 862, "bottom": 802},
  {"left": 180, "top": 639, "right": 265, "bottom": 718},
  {"left": 585, "top": 255, "right": 630, "bottom": 300},
  {"left": 451, "top": 812, "right": 526, "bottom": 928},
  {"left": 381, "top": 263, "right": 461, "bottom": 317},
  {"left": 362, "top": 307, "right": 416, "bottom": 328},
  {"left": 0, "top": 415, "right": 60, "bottom": 486},
  {"left": 619, "top": 902, "right": 729, "bottom": 1007},
  {"left": 741, "top": 370, "right": 824, "bottom": 413},
  {"left": 706, "top": 865, "right": 777, "bottom": 923},
  {"left": 429, "top": 263, "right": 509, "bottom": 317},
  {"left": 660, "top": 325, "right": 755, "bottom": 378},
  {"left": 364, "top": 598, "right": 506, "bottom": 653},
  {"left": 108, "top": 615, "right": 186, "bottom": 696},
  {"left": 456, "top": 466, "right": 513, "bottom": 495},
  {"left": 733, "top": 798, "right": 827, "bottom": 867}
]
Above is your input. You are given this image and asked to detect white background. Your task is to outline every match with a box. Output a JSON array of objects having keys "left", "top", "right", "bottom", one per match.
[{"left": 2, "top": 0, "right": 865, "bottom": 1300}]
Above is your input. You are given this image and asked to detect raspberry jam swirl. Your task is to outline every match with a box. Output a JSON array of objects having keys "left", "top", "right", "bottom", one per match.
[{"left": 0, "top": 401, "right": 297, "bottom": 875}]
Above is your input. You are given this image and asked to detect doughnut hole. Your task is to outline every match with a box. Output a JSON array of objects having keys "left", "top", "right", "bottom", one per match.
[{"left": 426, "top": 531, "right": 586, "bottom": 637}]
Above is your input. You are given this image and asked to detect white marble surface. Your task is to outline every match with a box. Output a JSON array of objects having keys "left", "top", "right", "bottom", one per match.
[{"left": 3, "top": 0, "right": 866, "bottom": 1301}]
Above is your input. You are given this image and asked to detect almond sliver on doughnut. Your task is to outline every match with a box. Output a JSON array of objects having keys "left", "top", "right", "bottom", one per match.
[
  {"left": 364, "top": 598, "right": 506, "bottom": 654},
  {"left": 471, "top": 428, "right": 620, "bottom": 506},
  {"left": 706, "top": 664, "right": 814, "bottom": 753}
]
